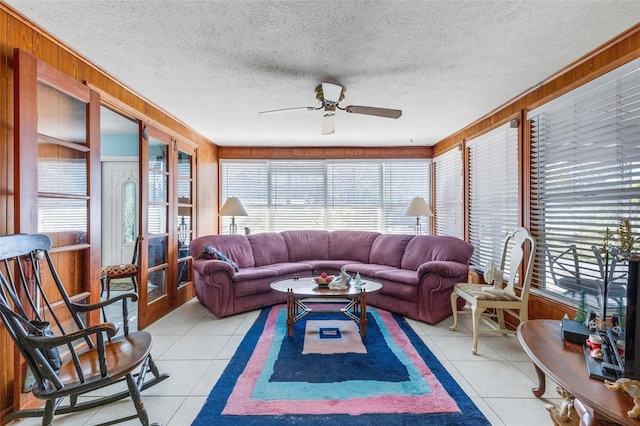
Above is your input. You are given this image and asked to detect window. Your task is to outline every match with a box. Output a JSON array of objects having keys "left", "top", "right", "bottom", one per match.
[
  {"left": 122, "top": 180, "right": 137, "bottom": 244},
  {"left": 528, "top": 58, "right": 640, "bottom": 307},
  {"left": 220, "top": 159, "right": 431, "bottom": 234},
  {"left": 434, "top": 148, "right": 463, "bottom": 237},
  {"left": 467, "top": 123, "right": 520, "bottom": 275}
]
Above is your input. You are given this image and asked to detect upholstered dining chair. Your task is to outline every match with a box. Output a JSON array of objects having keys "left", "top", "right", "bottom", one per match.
[
  {"left": 449, "top": 227, "right": 536, "bottom": 354},
  {"left": 101, "top": 235, "right": 143, "bottom": 299}
]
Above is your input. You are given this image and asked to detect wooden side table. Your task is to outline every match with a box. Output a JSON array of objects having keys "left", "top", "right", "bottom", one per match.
[{"left": 517, "top": 319, "right": 640, "bottom": 425}]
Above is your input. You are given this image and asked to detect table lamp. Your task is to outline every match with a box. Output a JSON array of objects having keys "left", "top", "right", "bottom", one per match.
[
  {"left": 219, "top": 197, "right": 247, "bottom": 234},
  {"left": 404, "top": 196, "right": 432, "bottom": 235}
]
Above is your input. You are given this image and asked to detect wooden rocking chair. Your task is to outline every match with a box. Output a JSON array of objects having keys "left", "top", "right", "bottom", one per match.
[{"left": 0, "top": 234, "right": 169, "bottom": 425}]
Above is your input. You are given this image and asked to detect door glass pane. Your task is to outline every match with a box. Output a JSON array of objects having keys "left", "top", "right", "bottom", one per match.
[
  {"left": 177, "top": 258, "right": 191, "bottom": 287},
  {"left": 37, "top": 82, "right": 87, "bottom": 144},
  {"left": 37, "top": 198, "right": 87, "bottom": 235},
  {"left": 149, "top": 138, "right": 167, "bottom": 171},
  {"left": 149, "top": 172, "right": 167, "bottom": 203},
  {"left": 177, "top": 149, "right": 193, "bottom": 288},
  {"left": 148, "top": 205, "right": 167, "bottom": 234},
  {"left": 38, "top": 143, "right": 87, "bottom": 195},
  {"left": 148, "top": 236, "right": 167, "bottom": 303}
]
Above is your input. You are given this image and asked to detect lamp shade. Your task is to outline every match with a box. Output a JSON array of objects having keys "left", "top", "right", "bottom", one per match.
[
  {"left": 404, "top": 196, "right": 432, "bottom": 217},
  {"left": 219, "top": 197, "right": 248, "bottom": 217}
]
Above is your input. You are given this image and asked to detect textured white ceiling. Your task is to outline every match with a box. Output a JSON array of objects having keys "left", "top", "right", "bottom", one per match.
[{"left": 5, "top": 1, "right": 640, "bottom": 147}]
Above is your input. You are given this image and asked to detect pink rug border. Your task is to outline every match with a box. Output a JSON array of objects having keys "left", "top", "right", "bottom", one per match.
[{"left": 222, "top": 305, "right": 460, "bottom": 416}]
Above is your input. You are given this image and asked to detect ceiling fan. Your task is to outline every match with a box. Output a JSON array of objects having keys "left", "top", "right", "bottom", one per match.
[{"left": 259, "top": 82, "right": 402, "bottom": 135}]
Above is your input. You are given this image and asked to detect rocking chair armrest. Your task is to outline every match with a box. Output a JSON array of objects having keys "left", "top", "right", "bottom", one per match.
[
  {"left": 72, "top": 292, "right": 139, "bottom": 313},
  {"left": 25, "top": 322, "right": 119, "bottom": 348}
]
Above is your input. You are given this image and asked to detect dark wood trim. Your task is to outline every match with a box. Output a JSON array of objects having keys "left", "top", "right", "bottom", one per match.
[
  {"left": 14, "top": 49, "right": 38, "bottom": 233},
  {"left": 218, "top": 146, "right": 432, "bottom": 160}
]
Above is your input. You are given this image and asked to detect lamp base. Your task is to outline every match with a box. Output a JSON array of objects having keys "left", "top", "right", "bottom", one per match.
[
  {"left": 414, "top": 217, "right": 422, "bottom": 235},
  {"left": 229, "top": 217, "right": 237, "bottom": 235}
]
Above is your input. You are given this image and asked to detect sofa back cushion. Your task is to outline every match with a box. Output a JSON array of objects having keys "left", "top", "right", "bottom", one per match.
[
  {"left": 281, "top": 230, "right": 330, "bottom": 261},
  {"left": 247, "top": 232, "right": 289, "bottom": 266},
  {"left": 189, "top": 235, "right": 255, "bottom": 268},
  {"left": 329, "top": 231, "right": 381, "bottom": 262},
  {"left": 370, "top": 234, "right": 414, "bottom": 267},
  {"left": 401, "top": 235, "right": 474, "bottom": 271}
]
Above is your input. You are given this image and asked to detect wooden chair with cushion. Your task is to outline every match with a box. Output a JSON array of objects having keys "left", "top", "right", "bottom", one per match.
[
  {"left": 101, "top": 235, "right": 143, "bottom": 299},
  {"left": 0, "top": 233, "right": 169, "bottom": 426},
  {"left": 449, "top": 227, "right": 536, "bottom": 354}
]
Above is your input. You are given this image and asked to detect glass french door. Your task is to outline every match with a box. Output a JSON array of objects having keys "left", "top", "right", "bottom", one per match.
[
  {"left": 176, "top": 142, "right": 196, "bottom": 304},
  {"left": 139, "top": 126, "right": 172, "bottom": 328},
  {"left": 14, "top": 49, "right": 101, "bottom": 411},
  {"left": 138, "top": 127, "right": 197, "bottom": 327}
]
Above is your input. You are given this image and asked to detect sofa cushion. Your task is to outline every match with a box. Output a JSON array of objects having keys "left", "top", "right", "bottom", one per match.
[
  {"left": 329, "top": 230, "right": 381, "bottom": 263},
  {"left": 374, "top": 268, "right": 419, "bottom": 285},
  {"left": 343, "top": 263, "right": 396, "bottom": 278},
  {"left": 401, "top": 235, "right": 474, "bottom": 271},
  {"left": 190, "top": 235, "right": 255, "bottom": 268},
  {"left": 202, "top": 245, "right": 240, "bottom": 271},
  {"left": 247, "top": 232, "right": 289, "bottom": 266},
  {"left": 370, "top": 234, "right": 414, "bottom": 267},
  {"left": 232, "top": 267, "right": 280, "bottom": 283},
  {"left": 264, "top": 262, "right": 312, "bottom": 276},
  {"left": 281, "top": 230, "right": 330, "bottom": 261}
]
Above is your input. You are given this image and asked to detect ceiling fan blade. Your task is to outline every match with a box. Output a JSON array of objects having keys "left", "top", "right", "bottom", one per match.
[
  {"left": 344, "top": 105, "right": 402, "bottom": 119},
  {"left": 258, "top": 106, "right": 319, "bottom": 114},
  {"left": 321, "top": 113, "right": 335, "bottom": 135}
]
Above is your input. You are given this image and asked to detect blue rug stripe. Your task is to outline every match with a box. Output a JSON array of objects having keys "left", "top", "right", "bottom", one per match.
[{"left": 192, "top": 306, "right": 490, "bottom": 426}]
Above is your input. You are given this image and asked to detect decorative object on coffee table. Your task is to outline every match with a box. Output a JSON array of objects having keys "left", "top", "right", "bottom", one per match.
[{"left": 329, "top": 265, "right": 350, "bottom": 290}]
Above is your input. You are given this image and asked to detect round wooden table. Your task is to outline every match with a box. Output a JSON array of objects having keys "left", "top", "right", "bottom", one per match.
[{"left": 270, "top": 277, "right": 382, "bottom": 338}]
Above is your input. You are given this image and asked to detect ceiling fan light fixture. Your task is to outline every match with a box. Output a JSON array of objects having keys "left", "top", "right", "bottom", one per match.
[
  {"left": 317, "top": 82, "right": 345, "bottom": 104},
  {"left": 321, "top": 113, "right": 336, "bottom": 135}
]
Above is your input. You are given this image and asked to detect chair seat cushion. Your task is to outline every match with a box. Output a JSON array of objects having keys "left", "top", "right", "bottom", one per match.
[
  {"left": 455, "top": 283, "right": 520, "bottom": 301},
  {"left": 101, "top": 264, "right": 137, "bottom": 277}
]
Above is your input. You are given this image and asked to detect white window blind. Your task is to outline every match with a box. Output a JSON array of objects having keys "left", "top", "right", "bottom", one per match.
[
  {"left": 434, "top": 148, "right": 463, "bottom": 238},
  {"left": 467, "top": 123, "right": 520, "bottom": 275},
  {"left": 528, "top": 58, "right": 640, "bottom": 306},
  {"left": 220, "top": 159, "right": 431, "bottom": 234},
  {"left": 220, "top": 160, "right": 269, "bottom": 234}
]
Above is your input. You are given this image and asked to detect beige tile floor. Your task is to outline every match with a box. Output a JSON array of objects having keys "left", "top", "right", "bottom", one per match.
[{"left": 9, "top": 297, "right": 562, "bottom": 426}]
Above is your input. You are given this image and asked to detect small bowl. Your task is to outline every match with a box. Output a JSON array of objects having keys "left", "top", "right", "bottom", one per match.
[
  {"left": 588, "top": 334, "right": 603, "bottom": 345},
  {"left": 313, "top": 276, "right": 333, "bottom": 284}
]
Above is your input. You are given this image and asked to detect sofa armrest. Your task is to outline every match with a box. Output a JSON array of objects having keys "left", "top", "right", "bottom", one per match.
[
  {"left": 417, "top": 260, "right": 469, "bottom": 281},
  {"left": 193, "top": 259, "right": 236, "bottom": 277}
]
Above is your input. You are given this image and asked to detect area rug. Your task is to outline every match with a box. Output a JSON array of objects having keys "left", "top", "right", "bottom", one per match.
[
  {"left": 107, "top": 278, "right": 135, "bottom": 292},
  {"left": 192, "top": 304, "right": 490, "bottom": 425}
]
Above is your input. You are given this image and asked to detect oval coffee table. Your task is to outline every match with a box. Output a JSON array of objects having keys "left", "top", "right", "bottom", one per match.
[{"left": 270, "top": 277, "right": 383, "bottom": 338}]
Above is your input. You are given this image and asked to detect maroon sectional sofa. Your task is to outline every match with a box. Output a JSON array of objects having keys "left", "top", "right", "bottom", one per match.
[{"left": 189, "top": 230, "right": 473, "bottom": 324}]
